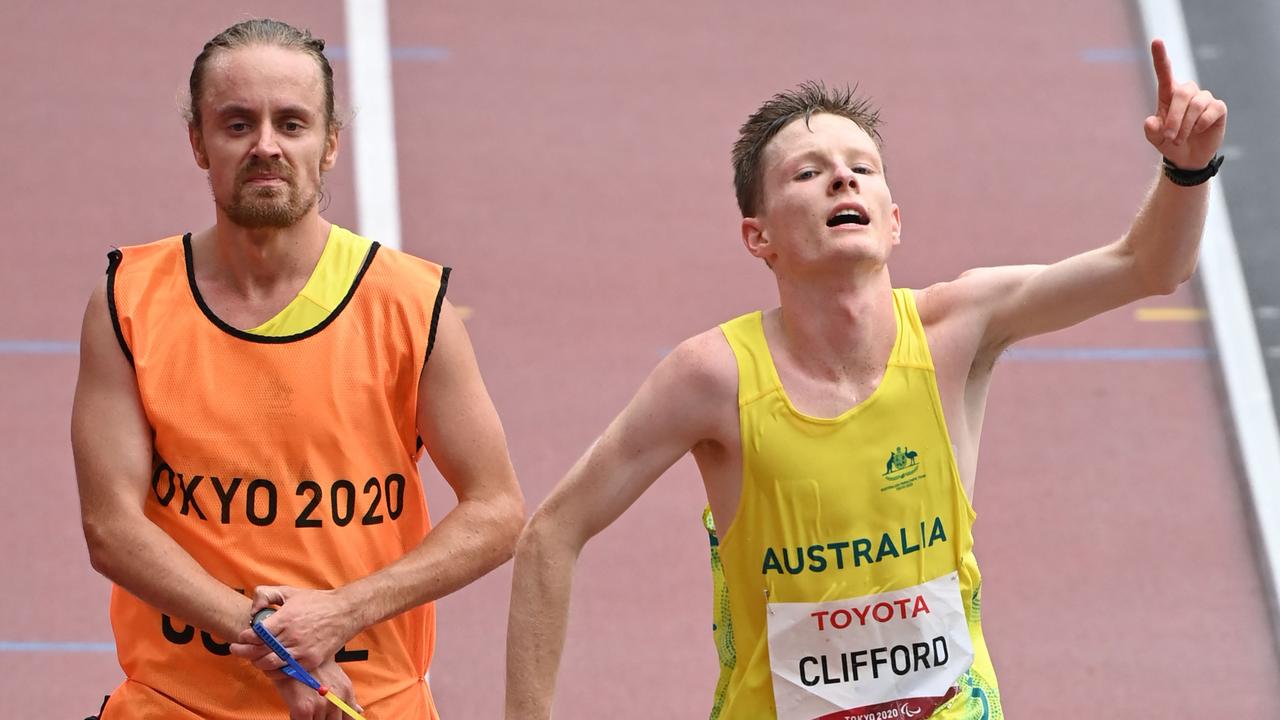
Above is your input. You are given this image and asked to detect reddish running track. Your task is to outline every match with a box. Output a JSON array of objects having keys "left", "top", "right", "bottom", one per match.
[{"left": 2, "top": 1, "right": 1277, "bottom": 717}]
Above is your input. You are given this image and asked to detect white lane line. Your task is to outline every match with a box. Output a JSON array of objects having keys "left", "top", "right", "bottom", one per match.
[
  {"left": 1137, "top": 0, "right": 1280, "bottom": 653},
  {"left": 344, "top": 0, "right": 402, "bottom": 250}
]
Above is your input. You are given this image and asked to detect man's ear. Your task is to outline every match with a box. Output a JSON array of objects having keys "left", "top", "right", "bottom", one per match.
[
  {"left": 320, "top": 127, "right": 340, "bottom": 172},
  {"left": 742, "top": 216, "right": 774, "bottom": 267},
  {"left": 189, "top": 125, "right": 209, "bottom": 170},
  {"left": 890, "top": 203, "right": 902, "bottom": 246}
]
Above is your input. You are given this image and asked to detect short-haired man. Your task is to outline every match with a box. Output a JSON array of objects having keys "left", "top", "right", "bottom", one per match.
[
  {"left": 72, "top": 19, "right": 524, "bottom": 719},
  {"left": 505, "top": 41, "right": 1225, "bottom": 719}
]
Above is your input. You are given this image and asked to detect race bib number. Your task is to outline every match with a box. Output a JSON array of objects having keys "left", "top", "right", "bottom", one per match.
[{"left": 766, "top": 572, "right": 974, "bottom": 720}]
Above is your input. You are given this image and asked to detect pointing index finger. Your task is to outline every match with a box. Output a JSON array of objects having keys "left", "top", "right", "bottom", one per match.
[{"left": 1151, "top": 38, "right": 1174, "bottom": 105}]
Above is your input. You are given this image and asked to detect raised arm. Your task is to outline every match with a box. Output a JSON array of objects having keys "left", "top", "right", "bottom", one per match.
[
  {"left": 945, "top": 39, "right": 1227, "bottom": 355},
  {"left": 72, "top": 282, "right": 254, "bottom": 639},
  {"left": 504, "top": 332, "right": 733, "bottom": 719},
  {"left": 237, "top": 298, "right": 527, "bottom": 668}
]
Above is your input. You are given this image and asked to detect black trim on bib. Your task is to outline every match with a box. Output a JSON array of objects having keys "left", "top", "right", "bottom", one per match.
[
  {"left": 424, "top": 266, "right": 451, "bottom": 366},
  {"left": 105, "top": 249, "right": 134, "bottom": 367},
  {"left": 86, "top": 693, "right": 110, "bottom": 719},
  {"left": 416, "top": 267, "right": 451, "bottom": 454},
  {"left": 182, "top": 233, "right": 380, "bottom": 344}
]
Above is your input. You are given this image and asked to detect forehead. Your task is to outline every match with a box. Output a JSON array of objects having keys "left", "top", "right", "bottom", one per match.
[
  {"left": 763, "top": 113, "right": 880, "bottom": 171},
  {"left": 200, "top": 44, "right": 324, "bottom": 113}
]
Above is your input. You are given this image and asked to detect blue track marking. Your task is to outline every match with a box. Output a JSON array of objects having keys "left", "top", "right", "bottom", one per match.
[
  {"left": 0, "top": 640, "right": 115, "bottom": 653},
  {"left": 657, "top": 346, "right": 1209, "bottom": 360},
  {"left": 0, "top": 340, "right": 78, "bottom": 355},
  {"left": 1080, "top": 47, "right": 1143, "bottom": 63},
  {"left": 1003, "top": 346, "right": 1210, "bottom": 361},
  {"left": 0, "top": 341, "right": 1212, "bottom": 361},
  {"left": 324, "top": 45, "right": 449, "bottom": 62}
]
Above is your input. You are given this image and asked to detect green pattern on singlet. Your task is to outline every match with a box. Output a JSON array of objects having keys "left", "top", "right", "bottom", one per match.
[
  {"left": 943, "top": 668, "right": 1003, "bottom": 720},
  {"left": 704, "top": 508, "right": 735, "bottom": 720},
  {"left": 932, "top": 579, "right": 1003, "bottom": 720}
]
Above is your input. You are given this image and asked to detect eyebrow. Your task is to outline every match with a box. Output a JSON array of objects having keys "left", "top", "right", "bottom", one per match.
[
  {"left": 213, "top": 103, "right": 316, "bottom": 119},
  {"left": 781, "top": 147, "right": 879, "bottom": 171}
]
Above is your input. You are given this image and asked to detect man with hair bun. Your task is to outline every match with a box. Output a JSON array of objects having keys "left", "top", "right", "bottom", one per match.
[
  {"left": 72, "top": 18, "right": 525, "bottom": 719},
  {"left": 505, "top": 40, "right": 1226, "bottom": 719}
]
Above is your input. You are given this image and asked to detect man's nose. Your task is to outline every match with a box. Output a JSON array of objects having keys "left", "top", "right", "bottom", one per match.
[
  {"left": 830, "top": 166, "right": 859, "bottom": 194},
  {"left": 251, "top": 125, "right": 282, "bottom": 158}
]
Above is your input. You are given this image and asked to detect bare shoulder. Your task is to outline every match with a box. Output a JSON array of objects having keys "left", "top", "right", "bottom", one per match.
[
  {"left": 429, "top": 298, "right": 468, "bottom": 352},
  {"left": 918, "top": 264, "right": 1043, "bottom": 343},
  {"left": 79, "top": 279, "right": 126, "bottom": 369},
  {"left": 657, "top": 326, "right": 738, "bottom": 401},
  {"left": 912, "top": 265, "right": 1041, "bottom": 375},
  {"left": 83, "top": 277, "right": 108, "bottom": 323},
  {"left": 915, "top": 266, "right": 1041, "bottom": 326},
  {"left": 620, "top": 325, "right": 740, "bottom": 444},
  {"left": 420, "top": 298, "right": 482, "bottom": 383}
]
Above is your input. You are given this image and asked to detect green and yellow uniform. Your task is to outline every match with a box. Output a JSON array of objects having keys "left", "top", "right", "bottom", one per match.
[{"left": 706, "top": 289, "right": 1001, "bottom": 720}]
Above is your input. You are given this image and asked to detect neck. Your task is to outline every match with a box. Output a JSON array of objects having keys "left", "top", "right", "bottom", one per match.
[
  {"left": 772, "top": 264, "right": 896, "bottom": 382},
  {"left": 194, "top": 210, "right": 331, "bottom": 296}
]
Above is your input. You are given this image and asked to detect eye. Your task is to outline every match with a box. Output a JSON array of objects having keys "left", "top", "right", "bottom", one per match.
[
  {"left": 852, "top": 165, "right": 874, "bottom": 175},
  {"left": 796, "top": 169, "right": 819, "bottom": 181},
  {"left": 228, "top": 122, "right": 250, "bottom": 133},
  {"left": 282, "top": 120, "right": 305, "bottom": 133}
]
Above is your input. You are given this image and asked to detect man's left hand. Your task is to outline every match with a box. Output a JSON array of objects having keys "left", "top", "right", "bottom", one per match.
[{"left": 231, "top": 585, "right": 361, "bottom": 672}]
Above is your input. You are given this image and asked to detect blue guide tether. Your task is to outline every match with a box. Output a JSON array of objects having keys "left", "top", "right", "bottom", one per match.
[{"left": 251, "top": 608, "right": 321, "bottom": 691}]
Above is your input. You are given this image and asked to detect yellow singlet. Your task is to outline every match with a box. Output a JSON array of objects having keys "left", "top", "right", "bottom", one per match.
[
  {"left": 706, "top": 289, "right": 1001, "bottom": 720},
  {"left": 247, "top": 224, "right": 373, "bottom": 336}
]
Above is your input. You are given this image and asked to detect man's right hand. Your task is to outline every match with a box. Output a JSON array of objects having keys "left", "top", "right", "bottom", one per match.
[{"left": 271, "top": 660, "right": 363, "bottom": 720}]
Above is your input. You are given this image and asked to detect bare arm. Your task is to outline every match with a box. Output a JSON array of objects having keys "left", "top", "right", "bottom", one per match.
[
  {"left": 72, "top": 281, "right": 253, "bottom": 640},
  {"left": 345, "top": 298, "right": 526, "bottom": 620},
  {"left": 504, "top": 333, "right": 732, "bottom": 719},
  {"left": 941, "top": 39, "right": 1227, "bottom": 357},
  {"left": 238, "top": 299, "right": 526, "bottom": 669}
]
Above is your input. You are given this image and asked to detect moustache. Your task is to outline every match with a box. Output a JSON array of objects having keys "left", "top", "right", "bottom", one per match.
[{"left": 236, "top": 160, "right": 294, "bottom": 185}]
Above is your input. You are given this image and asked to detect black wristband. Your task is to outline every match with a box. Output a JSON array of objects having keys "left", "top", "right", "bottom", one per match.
[{"left": 1162, "top": 155, "right": 1224, "bottom": 186}]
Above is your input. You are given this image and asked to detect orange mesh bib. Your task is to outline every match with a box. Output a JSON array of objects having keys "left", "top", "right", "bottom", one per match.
[{"left": 102, "top": 233, "right": 449, "bottom": 719}]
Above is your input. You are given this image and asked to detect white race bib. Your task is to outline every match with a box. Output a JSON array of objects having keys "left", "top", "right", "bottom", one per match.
[{"left": 766, "top": 572, "right": 974, "bottom": 720}]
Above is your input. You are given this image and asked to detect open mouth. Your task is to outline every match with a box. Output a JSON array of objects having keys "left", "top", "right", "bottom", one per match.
[{"left": 826, "top": 208, "right": 869, "bottom": 227}]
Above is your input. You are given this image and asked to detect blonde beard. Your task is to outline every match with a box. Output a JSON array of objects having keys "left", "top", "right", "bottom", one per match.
[{"left": 219, "top": 182, "right": 318, "bottom": 228}]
